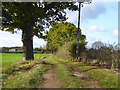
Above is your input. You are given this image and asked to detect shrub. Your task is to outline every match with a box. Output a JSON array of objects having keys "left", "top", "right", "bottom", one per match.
[
  {"left": 41, "top": 50, "right": 44, "bottom": 54},
  {"left": 55, "top": 40, "right": 86, "bottom": 60},
  {"left": 68, "top": 40, "right": 86, "bottom": 59}
]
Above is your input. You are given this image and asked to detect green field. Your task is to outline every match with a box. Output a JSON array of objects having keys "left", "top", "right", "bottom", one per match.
[{"left": 1, "top": 53, "right": 49, "bottom": 66}]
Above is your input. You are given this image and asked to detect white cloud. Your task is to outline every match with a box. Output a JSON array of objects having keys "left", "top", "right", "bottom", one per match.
[
  {"left": 33, "top": 36, "right": 47, "bottom": 48},
  {"left": 81, "top": 2, "right": 106, "bottom": 21},
  {"left": 66, "top": 9, "right": 78, "bottom": 25},
  {"left": 66, "top": 2, "right": 107, "bottom": 24},
  {"left": 0, "top": 31, "right": 47, "bottom": 48},
  {"left": 89, "top": 26, "right": 97, "bottom": 31},
  {"left": 99, "top": 27, "right": 105, "bottom": 32},
  {"left": 0, "top": 31, "right": 22, "bottom": 47},
  {"left": 86, "top": 35, "right": 99, "bottom": 47},
  {"left": 88, "top": 26, "right": 107, "bottom": 32},
  {"left": 113, "top": 29, "right": 118, "bottom": 37}
]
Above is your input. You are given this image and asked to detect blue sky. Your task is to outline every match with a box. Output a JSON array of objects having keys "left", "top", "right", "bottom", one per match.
[{"left": 0, "top": 0, "right": 119, "bottom": 48}]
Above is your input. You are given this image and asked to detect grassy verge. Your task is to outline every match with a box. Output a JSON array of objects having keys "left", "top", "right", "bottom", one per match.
[
  {"left": 2, "top": 58, "right": 43, "bottom": 78},
  {"left": 56, "top": 57, "right": 118, "bottom": 88},
  {"left": 34, "top": 54, "right": 50, "bottom": 59},
  {"left": 2, "top": 54, "right": 52, "bottom": 88},
  {"left": 3, "top": 64, "right": 51, "bottom": 88},
  {"left": 44, "top": 55, "right": 84, "bottom": 88},
  {"left": 1, "top": 54, "right": 50, "bottom": 78}
]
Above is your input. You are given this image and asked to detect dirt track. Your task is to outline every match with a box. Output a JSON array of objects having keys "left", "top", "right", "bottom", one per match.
[
  {"left": 38, "top": 57, "right": 102, "bottom": 88},
  {"left": 37, "top": 65, "right": 60, "bottom": 88},
  {"left": 57, "top": 59, "right": 102, "bottom": 88},
  {"left": 73, "top": 69, "right": 102, "bottom": 88}
]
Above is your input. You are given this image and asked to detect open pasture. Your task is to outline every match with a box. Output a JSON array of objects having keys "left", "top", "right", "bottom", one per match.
[{"left": 1, "top": 53, "right": 49, "bottom": 66}]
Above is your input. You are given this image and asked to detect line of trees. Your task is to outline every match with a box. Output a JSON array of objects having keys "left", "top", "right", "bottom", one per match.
[
  {"left": 2, "top": 47, "right": 22, "bottom": 53},
  {"left": 80, "top": 42, "right": 120, "bottom": 69},
  {"left": 1, "top": 46, "right": 47, "bottom": 54}
]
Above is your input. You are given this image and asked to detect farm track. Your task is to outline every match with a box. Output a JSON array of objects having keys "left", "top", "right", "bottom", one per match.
[
  {"left": 54, "top": 57, "right": 102, "bottom": 88},
  {"left": 38, "top": 56, "right": 102, "bottom": 88},
  {"left": 72, "top": 67, "right": 102, "bottom": 88},
  {"left": 37, "top": 56, "right": 60, "bottom": 88},
  {"left": 37, "top": 64, "right": 60, "bottom": 88}
]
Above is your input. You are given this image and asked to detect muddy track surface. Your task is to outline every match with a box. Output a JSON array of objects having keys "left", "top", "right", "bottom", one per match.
[
  {"left": 37, "top": 65, "right": 60, "bottom": 88},
  {"left": 73, "top": 68, "right": 102, "bottom": 88},
  {"left": 56, "top": 59, "right": 102, "bottom": 88}
]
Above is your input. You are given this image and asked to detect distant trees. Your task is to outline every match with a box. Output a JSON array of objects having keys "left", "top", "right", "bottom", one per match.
[
  {"left": 46, "top": 22, "right": 86, "bottom": 52},
  {"left": 81, "top": 41, "right": 119, "bottom": 69},
  {"left": 2, "top": 47, "right": 9, "bottom": 53},
  {"left": 2, "top": 47, "right": 22, "bottom": 53},
  {"left": 92, "top": 41, "right": 104, "bottom": 49},
  {"left": 85, "top": 48, "right": 97, "bottom": 59},
  {"left": 34, "top": 47, "right": 46, "bottom": 54}
]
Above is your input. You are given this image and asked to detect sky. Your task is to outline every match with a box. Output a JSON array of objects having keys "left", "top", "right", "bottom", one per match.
[{"left": 0, "top": 0, "right": 119, "bottom": 48}]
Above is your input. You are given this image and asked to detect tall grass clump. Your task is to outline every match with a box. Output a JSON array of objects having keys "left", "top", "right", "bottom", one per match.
[
  {"left": 55, "top": 40, "right": 86, "bottom": 60},
  {"left": 3, "top": 64, "right": 51, "bottom": 88}
]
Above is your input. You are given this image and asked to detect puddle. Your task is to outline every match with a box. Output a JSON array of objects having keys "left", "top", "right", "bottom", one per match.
[
  {"left": 73, "top": 74, "right": 83, "bottom": 77},
  {"left": 73, "top": 71, "right": 88, "bottom": 80},
  {"left": 73, "top": 71, "right": 102, "bottom": 88}
]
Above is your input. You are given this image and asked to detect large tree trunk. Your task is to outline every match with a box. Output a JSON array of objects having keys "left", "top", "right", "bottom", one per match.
[{"left": 22, "top": 25, "right": 34, "bottom": 60}]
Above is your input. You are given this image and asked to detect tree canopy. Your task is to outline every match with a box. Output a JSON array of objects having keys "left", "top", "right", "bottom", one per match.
[
  {"left": 46, "top": 22, "right": 86, "bottom": 52},
  {"left": 2, "top": 2, "right": 78, "bottom": 38}
]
